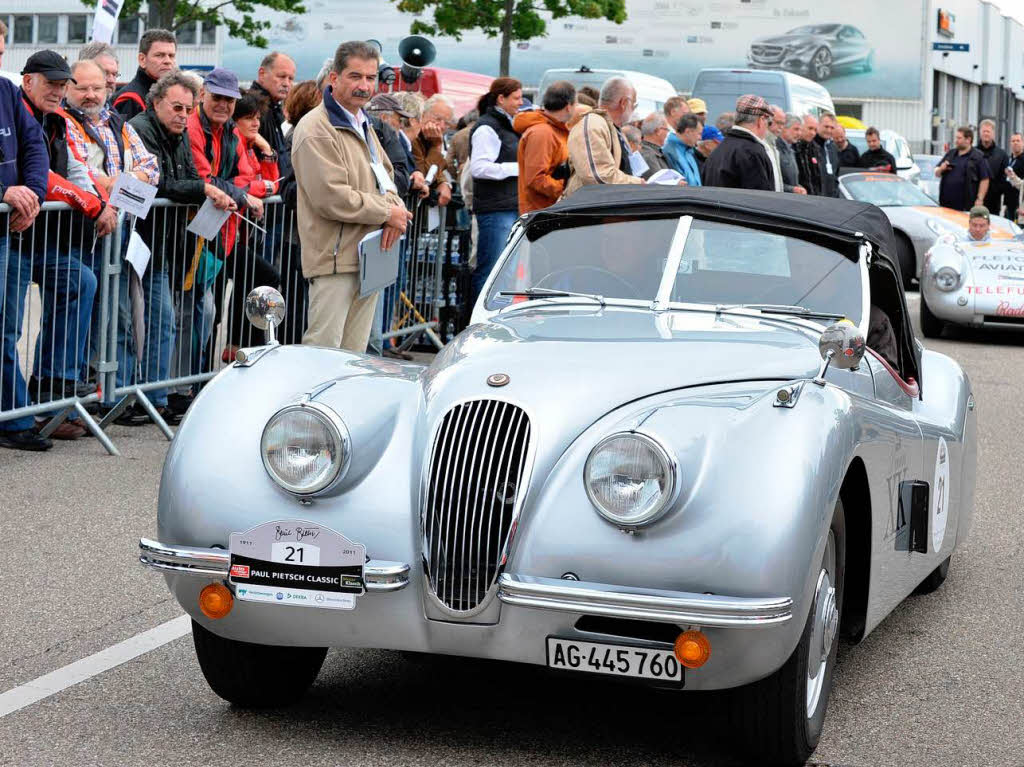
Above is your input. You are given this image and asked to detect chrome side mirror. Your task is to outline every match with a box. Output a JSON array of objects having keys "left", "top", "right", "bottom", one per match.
[
  {"left": 245, "top": 286, "right": 286, "bottom": 346},
  {"left": 814, "top": 321, "right": 865, "bottom": 385}
]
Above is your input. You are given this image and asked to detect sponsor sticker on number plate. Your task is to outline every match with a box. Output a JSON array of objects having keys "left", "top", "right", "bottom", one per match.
[
  {"left": 546, "top": 637, "right": 684, "bottom": 683},
  {"left": 228, "top": 519, "right": 365, "bottom": 610}
]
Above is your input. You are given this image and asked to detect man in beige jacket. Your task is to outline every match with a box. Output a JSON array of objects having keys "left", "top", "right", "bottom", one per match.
[
  {"left": 564, "top": 77, "right": 645, "bottom": 196},
  {"left": 291, "top": 40, "right": 411, "bottom": 351}
]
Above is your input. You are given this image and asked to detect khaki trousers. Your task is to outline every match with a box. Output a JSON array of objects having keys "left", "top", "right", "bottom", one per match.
[{"left": 302, "top": 272, "right": 378, "bottom": 352}]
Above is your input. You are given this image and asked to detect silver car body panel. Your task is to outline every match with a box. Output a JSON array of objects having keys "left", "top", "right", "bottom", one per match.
[{"left": 922, "top": 236, "right": 1024, "bottom": 330}]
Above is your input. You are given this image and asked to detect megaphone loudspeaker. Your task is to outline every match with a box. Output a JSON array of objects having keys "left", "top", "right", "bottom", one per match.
[{"left": 398, "top": 35, "right": 436, "bottom": 82}]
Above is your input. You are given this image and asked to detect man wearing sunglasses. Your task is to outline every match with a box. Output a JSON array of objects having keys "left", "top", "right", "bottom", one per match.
[{"left": 702, "top": 94, "right": 777, "bottom": 192}]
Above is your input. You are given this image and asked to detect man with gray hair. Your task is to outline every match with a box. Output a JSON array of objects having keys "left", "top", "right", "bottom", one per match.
[
  {"left": 78, "top": 41, "right": 119, "bottom": 105},
  {"left": 702, "top": 94, "right": 776, "bottom": 191},
  {"left": 291, "top": 41, "right": 411, "bottom": 352},
  {"left": 564, "top": 76, "right": 644, "bottom": 195},
  {"left": 413, "top": 93, "right": 454, "bottom": 206},
  {"left": 638, "top": 112, "right": 672, "bottom": 178},
  {"left": 771, "top": 105, "right": 806, "bottom": 194},
  {"left": 977, "top": 118, "right": 1009, "bottom": 215}
]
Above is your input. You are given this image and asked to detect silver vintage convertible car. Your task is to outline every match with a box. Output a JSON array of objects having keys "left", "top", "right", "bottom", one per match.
[{"left": 139, "top": 187, "right": 976, "bottom": 765}]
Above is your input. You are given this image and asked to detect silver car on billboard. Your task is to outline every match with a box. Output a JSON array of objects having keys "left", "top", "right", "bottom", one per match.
[
  {"left": 748, "top": 24, "right": 873, "bottom": 81},
  {"left": 139, "top": 187, "right": 976, "bottom": 766}
]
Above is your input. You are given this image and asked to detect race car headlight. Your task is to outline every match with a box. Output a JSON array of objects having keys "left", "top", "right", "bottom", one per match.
[
  {"left": 261, "top": 403, "right": 350, "bottom": 495},
  {"left": 934, "top": 266, "right": 961, "bottom": 292},
  {"left": 585, "top": 433, "right": 676, "bottom": 527},
  {"left": 926, "top": 217, "right": 958, "bottom": 236}
]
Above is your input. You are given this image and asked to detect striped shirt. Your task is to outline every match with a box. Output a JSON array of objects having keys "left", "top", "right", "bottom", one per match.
[{"left": 65, "top": 107, "right": 160, "bottom": 186}]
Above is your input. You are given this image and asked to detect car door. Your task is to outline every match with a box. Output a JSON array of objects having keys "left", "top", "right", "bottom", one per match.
[{"left": 834, "top": 26, "right": 858, "bottom": 65}]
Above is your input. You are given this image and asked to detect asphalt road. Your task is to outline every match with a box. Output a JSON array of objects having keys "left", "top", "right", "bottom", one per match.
[{"left": 1, "top": 298, "right": 1022, "bottom": 767}]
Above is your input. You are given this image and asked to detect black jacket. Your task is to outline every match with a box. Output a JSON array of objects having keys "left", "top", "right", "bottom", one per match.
[
  {"left": 938, "top": 147, "right": 988, "bottom": 211},
  {"left": 129, "top": 109, "right": 206, "bottom": 271},
  {"left": 250, "top": 82, "right": 292, "bottom": 179},
  {"left": 859, "top": 147, "right": 897, "bottom": 173},
  {"left": 1004, "top": 152, "right": 1024, "bottom": 220},
  {"left": 978, "top": 141, "right": 1009, "bottom": 216},
  {"left": 112, "top": 67, "right": 157, "bottom": 121},
  {"left": 470, "top": 108, "right": 520, "bottom": 213},
  {"left": 837, "top": 142, "right": 860, "bottom": 168},
  {"left": 371, "top": 116, "right": 410, "bottom": 199},
  {"left": 639, "top": 140, "right": 672, "bottom": 179},
  {"left": 814, "top": 134, "right": 840, "bottom": 197},
  {"left": 775, "top": 136, "right": 799, "bottom": 190},
  {"left": 793, "top": 140, "right": 822, "bottom": 196},
  {"left": 702, "top": 128, "right": 773, "bottom": 191}
]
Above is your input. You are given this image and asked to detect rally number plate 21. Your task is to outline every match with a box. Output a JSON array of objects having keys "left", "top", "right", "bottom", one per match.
[{"left": 228, "top": 519, "right": 365, "bottom": 610}]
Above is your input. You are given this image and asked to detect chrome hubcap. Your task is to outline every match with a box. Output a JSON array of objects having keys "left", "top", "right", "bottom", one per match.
[
  {"left": 806, "top": 530, "right": 836, "bottom": 718},
  {"left": 814, "top": 50, "right": 831, "bottom": 78}
]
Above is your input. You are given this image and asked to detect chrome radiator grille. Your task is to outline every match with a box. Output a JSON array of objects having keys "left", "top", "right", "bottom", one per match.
[{"left": 422, "top": 400, "right": 532, "bottom": 613}]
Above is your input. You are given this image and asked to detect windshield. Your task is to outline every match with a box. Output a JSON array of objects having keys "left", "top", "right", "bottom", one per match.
[
  {"left": 486, "top": 217, "right": 863, "bottom": 326},
  {"left": 841, "top": 173, "right": 935, "bottom": 207},
  {"left": 788, "top": 24, "right": 841, "bottom": 35}
]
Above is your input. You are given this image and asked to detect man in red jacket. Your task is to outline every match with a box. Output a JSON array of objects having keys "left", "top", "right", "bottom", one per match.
[{"left": 513, "top": 81, "right": 576, "bottom": 214}]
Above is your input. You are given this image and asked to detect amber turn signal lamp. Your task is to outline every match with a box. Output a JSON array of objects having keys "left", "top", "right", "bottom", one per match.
[
  {"left": 674, "top": 630, "right": 711, "bottom": 668},
  {"left": 199, "top": 583, "right": 234, "bottom": 619}
]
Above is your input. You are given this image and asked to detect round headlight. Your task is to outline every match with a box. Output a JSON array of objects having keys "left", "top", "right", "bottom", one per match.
[
  {"left": 926, "top": 218, "right": 956, "bottom": 236},
  {"left": 261, "top": 403, "right": 350, "bottom": 495},
  {"left": 584, "top": 433, "right": 676, "bottom": 527},
  {"left": 934, "top": 266, "right": 960, "bottom": 292}
]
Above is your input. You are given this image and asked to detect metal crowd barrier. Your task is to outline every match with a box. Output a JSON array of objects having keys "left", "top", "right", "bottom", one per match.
[{"left": 1, "top": 192, "right": 472, "bottom": 455}]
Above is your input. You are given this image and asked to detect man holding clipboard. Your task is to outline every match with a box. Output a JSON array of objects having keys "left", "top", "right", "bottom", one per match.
[{"left": 291, "top": 41, "right": 411, "bottom": 352}]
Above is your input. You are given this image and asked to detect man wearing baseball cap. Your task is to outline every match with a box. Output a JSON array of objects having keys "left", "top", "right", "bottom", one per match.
[
  {"left": 966, "top": 205, "right": 992, "bottom": 242},
  {"left": 693, "top": 123, "right": 724, "bottom": 177},
  {"left": 365, "top": 93, "right": 415, "bottom": 198},
  {"left": 686, "top": 97, "right": 707, "bottom": 123},
  {"left": 702, "top": 94, "right": 777, "bottom": 191}
]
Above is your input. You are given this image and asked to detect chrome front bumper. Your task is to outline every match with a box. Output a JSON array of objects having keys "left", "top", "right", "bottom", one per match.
[
  {"left": 138, "top": 538, "right": 410, "bottom": 592},
  {"left": 498, "top": 574, "right": 792, "bottom": 628}
]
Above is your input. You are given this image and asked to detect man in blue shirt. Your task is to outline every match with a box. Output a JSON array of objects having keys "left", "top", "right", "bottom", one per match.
[
  {"left": 662, "top": 113, "right": 703, "bottom": 186},
  {"left": 0, "top": 22, "right": 53, "bottom": 450}
]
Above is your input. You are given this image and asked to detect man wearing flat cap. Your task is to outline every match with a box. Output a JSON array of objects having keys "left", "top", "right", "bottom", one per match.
[{"left": 702, "top": 94, "right": 778, "bottom": 191}]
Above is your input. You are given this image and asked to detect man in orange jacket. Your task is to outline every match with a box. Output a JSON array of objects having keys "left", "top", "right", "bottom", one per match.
[{"left": 513, "top": 81, "right": 577, "bottom": 214}]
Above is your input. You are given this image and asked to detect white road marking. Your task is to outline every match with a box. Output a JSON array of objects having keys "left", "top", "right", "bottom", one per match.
[{"left": 0, "top": 614, "right": 191, "bottom": 718}]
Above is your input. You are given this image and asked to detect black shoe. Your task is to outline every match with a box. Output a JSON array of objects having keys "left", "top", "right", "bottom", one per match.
[
  {"left": 112, "top": 404, "right": 151, "bottom": 427},
  {"left": 0, "top": 428, "right": 53, "bottom": 451},
  {"left": 154, "top": 406, "right": 182, "bottom": 426},
  {"left": 166, "top": 392, "right": 194, "bottom": 417}
]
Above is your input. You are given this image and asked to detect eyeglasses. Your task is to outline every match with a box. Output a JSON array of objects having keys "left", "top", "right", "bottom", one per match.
[{"left": 167, "top": 102, "right": 195, "bottom": 114}]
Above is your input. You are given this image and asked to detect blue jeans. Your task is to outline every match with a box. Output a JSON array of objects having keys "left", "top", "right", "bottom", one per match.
[
  {"left": 125, "top": 269, "right": 175, "bottom": 407},
  {"left": 471, "top": 210, "right": 517, "bottom": 306},
  {"left": 1, "top": 237, "right": 97, "bottom": 431}
]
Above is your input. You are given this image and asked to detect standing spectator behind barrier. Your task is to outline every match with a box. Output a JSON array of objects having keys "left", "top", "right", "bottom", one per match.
[
  {"left": 794, "top": 115, "right": 823, "bottom": 196},
  {"left": 513, "top": 80, "right": 576, "bottom": 214},
  {"left": 1003, "top": 132, "right": 1024, "bottom": 223},
  {"left": 834, "top": 124, "right": 860, "bottom": 168},
  {"left": 702, "top": 95, "right": 775, "bottom": 191},
  {"left": 663, "top": 96, "right": 689, "bottom": 134},
  {"left": 936, "top": 125, "right": 991, "bottom": 212},
  {"left": 977, "top": 119, "right": 1009, "bottom": 217},
  {"left": 277, "top": 80, "right": 323, "bottom": 345},
  {"left": 687, "top": 98, "right": 708, "bottom": 125},
  {"left": 63, "top": 59, "right": 162, "bottom": 426},
  {"left": 621, "top": 125, "right": 642, "bottom": 154},
  {"left": 291, "top": 40, "right": 409, "bottom": 352},
  {"left": 469, "top": 77, "right": 524, "bottom": 304},
  {"left": 638, "top": 112, "right": 672, "bottom": 179},
  {"left": 858, "top": 126, "right": 897, "bottom": 173},
  {"left": 79, "top": 41, "right": 120, "bottom": 106},
  {"left": 814, "top": 112, "right": 841, "bottom": 197},
  {"left": 250, "top": 52, "right": 296, "bottom": 178},
  {"left": 694, "top": 124, "right": 722, "bottom": 180},
  {"left": 565, "top": 76, "right": 644, "bottom": 197},
  {"left": 395, "top": 92, "right": 431, "bottom": 198},
  {"left": 130, "top": 71, "right": 237, "bottom": 421},
  {"left": 663, "top": 114, "right": 703, "bottom": 186},
  {"left": 716, "top": 112, "right": 735, "bottom": 134},
  {"left": 18, "top": 52, "right": 116, "bottom": 440},
  {"left": 775, "top": 114, "right": 807, "bottom": 194},
  {"left": 414, "top": 94, "right": 455, "bottom": 207},
  {"left": 112, "top": 29, "right": 177, "bottom": 120},
  {"left": 0, "top": 24, "right": 55, "bottom": 451},
  {"left": 365, "top": 94, "right": 415, "bottom": 199}
]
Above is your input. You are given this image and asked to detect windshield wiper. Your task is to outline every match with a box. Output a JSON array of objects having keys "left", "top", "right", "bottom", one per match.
[
  {"left": 719, "top": 303, "right": 846, "bottom": 321},
  {"left": 498, "top": 288, "right": 606, "bottom": 306}
]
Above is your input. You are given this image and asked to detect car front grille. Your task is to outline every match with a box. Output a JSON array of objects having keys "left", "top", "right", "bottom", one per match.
[
  {"left": 751, "top": 44, "right": 784, "bottom": 60},
  {"left": 422, "top": 399, "right": 532, "bottom": 613}
]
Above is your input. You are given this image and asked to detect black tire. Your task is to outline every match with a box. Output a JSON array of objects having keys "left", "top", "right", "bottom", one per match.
[
  {"left": 729, "top": 499, "right": 846, "bottom": 766},
  {"left": 920, "top": 295, "right": 945, "bottom": 338},
  {"left": 914, "top": 556, "right": 951, "bottom": 594},
  {"left": 192, "top": 620, "right": 328, "bottom": 707},
  {"left": 894, "top": 232, "right": 917, "bottom": 289},
  {"left": 811, "top": 47, "right": 833, "bottom": 80}
]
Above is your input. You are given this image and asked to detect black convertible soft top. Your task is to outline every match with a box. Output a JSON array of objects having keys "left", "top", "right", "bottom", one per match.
[
  {"left": 526, "top": 185, "right": 900, "bottom": 263},
  {"left": 524, "top": 185, "right": 922, "bottom": 394}
]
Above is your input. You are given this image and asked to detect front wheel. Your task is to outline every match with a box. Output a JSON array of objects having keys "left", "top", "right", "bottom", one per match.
[
  {"left": 811, "top": 47, "right": 834, "bottom": 80},
  {"left": 894, "top": 233, "right": 917, "bottom": 289},
  {"left": 915, "top": 556, "right": 951, "bottom": 594},
  {"left": 729, "top": 499, "right": 846, "bottom": 766},
  {"left": 192, "top": 620, "right": 328, "bottom": 706},
  {"left": 920, "top": 295, "right": 946, "bottom": 338}
]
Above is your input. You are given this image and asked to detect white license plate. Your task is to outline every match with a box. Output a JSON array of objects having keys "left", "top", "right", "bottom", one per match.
[{"left": 546, "top": 637, "right": 683, "bottom": 683}]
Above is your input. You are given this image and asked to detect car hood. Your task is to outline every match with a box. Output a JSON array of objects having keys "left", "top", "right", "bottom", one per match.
[
  {"left": 753, "top": 33, "right": 820, "bottom": 46},
  {"left": 423, "top": 306, "right": 822, "bottom": 425},
  {"left": 907, "top": 206, "right": 1018, "bottom": 240}
]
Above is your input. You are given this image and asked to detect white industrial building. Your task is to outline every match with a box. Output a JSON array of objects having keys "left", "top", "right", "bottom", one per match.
[{"left": 2, "top": 1, "right": 222, "bottom": 77}]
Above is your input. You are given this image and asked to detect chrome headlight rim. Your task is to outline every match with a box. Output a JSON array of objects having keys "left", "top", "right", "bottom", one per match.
[
  {"left": 584, "top": 431, "right": 678, "bottom": 528},
  {"left": 260, "top": 401, "right": 351, "bottom": 496},
  {"left": 934, "top": 265, "right": 961, "bottom": 292}
]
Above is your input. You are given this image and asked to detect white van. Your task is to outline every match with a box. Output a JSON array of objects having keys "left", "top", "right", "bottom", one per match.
[
  {"left": 690, "top": 68, "right": 834, "bottom": 122},
  {"left": 537, "top": 66, "right": 678, "bottom": 118}
]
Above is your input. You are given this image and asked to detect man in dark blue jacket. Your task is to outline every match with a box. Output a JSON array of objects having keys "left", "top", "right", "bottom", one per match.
[{"left": 0, "top": 24, "right": 53, "bottom": 450}]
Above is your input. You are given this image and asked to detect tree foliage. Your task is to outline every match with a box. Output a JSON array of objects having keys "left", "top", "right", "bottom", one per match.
[
  {"left": 79, "top": 0, "right": 307, "bottom": 49},
  {"left": 392, "top": 0, "right": 627, "bottom": 75}
]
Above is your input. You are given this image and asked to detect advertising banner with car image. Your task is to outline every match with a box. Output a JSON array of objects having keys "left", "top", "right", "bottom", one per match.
[{"left": 223, "top": 0, "right": 925, "bottom": 100}]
